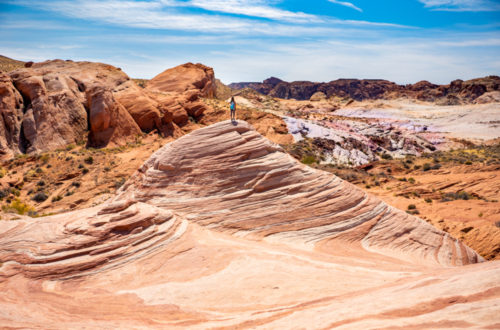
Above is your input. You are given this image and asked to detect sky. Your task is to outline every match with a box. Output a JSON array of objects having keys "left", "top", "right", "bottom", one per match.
[{"left": 0, "top": 0, "right": 499, "bottom": 84}]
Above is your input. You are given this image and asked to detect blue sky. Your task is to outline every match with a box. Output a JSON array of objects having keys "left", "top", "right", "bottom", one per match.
[{"left": 0, "top": 0, "right": 499, "bottom": 84}]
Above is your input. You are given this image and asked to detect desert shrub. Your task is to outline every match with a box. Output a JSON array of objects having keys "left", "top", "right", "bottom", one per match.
[
  {"left": 301, "top": 155, "right": 317, "bottom": 165},
  {"left": 65, "top": 156, "right": 72, "bottom": 161},
  {"left": 406, "top": 209, "right": 419, "bottom": 215},
  {"left": 422, "top": 163, "right": 431, "bottom": 171},
  {"left": 114, "top": 177, "right": 126, "bottom": 189},
  {"left": 478, "top": 212, "right": 483, "bottom": 217},
  {"left": 3, "top": 198, "right": 35, "bottom": 215},
  {"left": 37, "top": 180, "right": 46, "bottom": 187},
  {"left": 0, "top": 189, "right": 7, "bottom": 200},
  {"left": 65, "top": 190, "right": 74, "bottom": 196},
  {"left": 365, "top": 184, "right": 371, "bottom": 189},
  {"left": 104, "top": 166, "right": 111, "bottom": 172},
  {"left": 84, "top": 156, "right": 94, "bottom": 165},
  {"left": 408, "top": 204, "right": 416, "bottom": 210},
  {"left": 413, "top": 165, "right": 421, "bottom": 170},
  {"left": 66, "top": 144, "right": 75, "bottom": 151},
  {"left": 51, "top": 195, "right": 62, "bottom": 202},
  {"left": 35, "top": 167, "right": 43, "bottom": 174},
  {"left": 465, "top": 160, "right": 472, "bottom": 165},
  {"left": 82, "top": 168, "right": 89, "bottom": 174},
  {"left": 40, "top": 153, "right": 50, "bottom": 164},
  {"left": 441, "top": 191, "right": 471, "bottom": 202},
  {"left": 32, "top": 192, "right": 48, "bottom": 202},
  {"left": 78, "top": 164, "right": 84, "bottom": 169},
  {"left": 496, "top": 221, "right": 500, "bottom": 228},
  {"left": 408, "top": 177, "right": 415, "bottom": 184},
  {"left": 398, "top": 177, "right": 407, "bottom": 182},
  {"left": 46, "top": 164, "right": 52, "bottom": 168},
  {"left": 461, "top": 226, "right": 474, "bottom": 233},
  {"left": 424, "top": 198, "right": 432, "bottom": 203},
  {"left": 0, "top": 166, "right": 5, "bottom": 178},
  {"left": 381, "top": 153, "right": 393, "bottom": 160},
  {"left": 72, "top": 181, "right": 81, "bottom": 188},
  {"left": 431, "top": 163, "right": 442, "bottom": 170}
]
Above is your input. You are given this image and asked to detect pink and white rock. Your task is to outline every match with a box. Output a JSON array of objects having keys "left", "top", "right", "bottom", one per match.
[{"left": 0, "top": 121, "right": 498, "bottom": 329}]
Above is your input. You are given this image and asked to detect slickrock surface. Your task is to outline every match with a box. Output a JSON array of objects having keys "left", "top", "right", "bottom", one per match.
[{"left": 1, "top": 121, "right": 498, "bottom": 328}]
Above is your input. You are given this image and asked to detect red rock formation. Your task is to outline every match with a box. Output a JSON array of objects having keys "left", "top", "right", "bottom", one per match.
[
  {"left": 0, "top": 59, "right": 218, "bottom": 158},
  {"left": 85, "top": 85, "right": 141, "bottom": 147},
  {"left": 0, "top": 73, "right": 23, "bottom": 159},
  {"left": 147, "top": 62, "right": 216, "bottom": 98},
  {"left": 0, "top": 121, "right": 498, "bottom": 328}
]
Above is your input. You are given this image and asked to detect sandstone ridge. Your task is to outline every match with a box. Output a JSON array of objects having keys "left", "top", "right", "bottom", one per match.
[{"left": 1, "top": 121, "right": 498, "bottom": 328}]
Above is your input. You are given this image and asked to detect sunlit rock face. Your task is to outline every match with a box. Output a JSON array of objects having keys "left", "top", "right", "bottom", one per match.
[{"left": 1, "top": 121, "right": 498, "bottom": 329}]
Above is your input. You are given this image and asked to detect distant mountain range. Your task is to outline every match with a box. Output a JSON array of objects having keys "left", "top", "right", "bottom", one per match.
[{"left": 229, "top": 75, "right": 500, "bottom": 104}]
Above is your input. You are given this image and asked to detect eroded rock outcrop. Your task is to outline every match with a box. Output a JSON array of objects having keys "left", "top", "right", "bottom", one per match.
[
  {"left": 0, "top": 59, "right": 218, "bottom": 159},
  {"left": 147, "top": 62, "right": 216, "bottom": 98},
  {"left": 86, "top": 85, "right": 142, "bottom": 147},
  {"left": 0, "top": 121, "right": 497, "bottom": 329},
  {"left": 0, "top": 73, "right": 23, "bottom": 159}
]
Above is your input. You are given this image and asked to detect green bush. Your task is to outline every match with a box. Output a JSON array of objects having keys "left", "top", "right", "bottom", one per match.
[
  {"left": 381, "top": 153, "right": 393, "bottom": 160},
  {"left": 301, "top": 155, "right": 317, "bottom": 165},
  {"left": 32, "top": 192, "right": 48, "bottom": 202},
  {"left": 84, "top": 156, "right": 94, "bottom": 165}
]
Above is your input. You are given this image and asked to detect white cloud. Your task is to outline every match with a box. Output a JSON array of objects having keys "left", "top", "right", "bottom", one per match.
[
  {"left": 184, "top": 0, "right": 319, "bottom": 22},
  {"left": 9, "top": 0, "right": 406, "bottom": 35},
  {"left": 328, "top": 0, "right": 362, "bottom": 12},
  {"left": 418, "top": 0, "right": 500, "bottom": 11}
]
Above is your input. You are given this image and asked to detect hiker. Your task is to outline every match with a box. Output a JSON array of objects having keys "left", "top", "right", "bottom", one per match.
[{"left": 230, "top": 96, "right": 236, "bottom": 121}]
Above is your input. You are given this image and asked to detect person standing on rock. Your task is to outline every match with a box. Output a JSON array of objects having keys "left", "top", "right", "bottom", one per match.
[{"left": 230, "top": 96, "right": 237, "bottom": 122}]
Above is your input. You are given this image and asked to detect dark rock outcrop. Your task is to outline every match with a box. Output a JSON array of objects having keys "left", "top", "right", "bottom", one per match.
[{"left": 230, "top": 76, "right": 500, "bottom": 103}]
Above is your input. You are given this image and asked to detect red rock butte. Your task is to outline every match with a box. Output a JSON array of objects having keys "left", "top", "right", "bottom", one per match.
[{"left": 1, "top": 121, "right": 499, "bottom": 328}]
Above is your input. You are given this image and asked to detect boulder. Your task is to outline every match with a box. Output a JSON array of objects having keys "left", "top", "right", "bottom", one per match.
[
  {"left": 10, "top": 68, "right": 88, "bottom": 154},
  {"left": 86, "top": 85, "right": 142, "bottom": 147},
  {"left": 146, "top": 62, "right": 216, "bottom": 97}
]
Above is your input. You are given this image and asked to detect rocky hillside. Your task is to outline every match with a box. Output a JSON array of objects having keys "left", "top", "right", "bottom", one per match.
[
  {"left": 0, "top": 59, "right": 220, "bottom": 161},
  {"left": 1, "top": 121, "right": 498, "bottom": 328},
  {"left": 230, "top": 75, "right": 500, "bottom": 104},
  {"left": 0, "top": 55, "right": 25, "bottom": 73}
]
